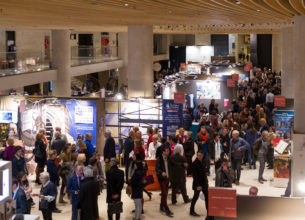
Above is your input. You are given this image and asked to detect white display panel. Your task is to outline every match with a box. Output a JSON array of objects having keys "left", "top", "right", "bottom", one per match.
[
  {"left": 186, "top": 46, "right": 214, "bottom": 63},
  {"left": 0, "top": 111, "right": 18, "bottom": 124},
  {"left": 0, "top": 168, "right": 10, "bottom": 202},
  {"left": 196, "top": 81, "right": 221, "bottom": 99},
  {"left": 75, "top": 106, "right": 93, "bottom": 124}
]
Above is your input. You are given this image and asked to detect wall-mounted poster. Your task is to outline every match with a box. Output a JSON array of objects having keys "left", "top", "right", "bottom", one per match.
[
  {"left": 196, "top": 81, "right": 221, "bottom": 99},
  {"left": 162, "top": 100, "right": 183, "bottom": 138},
  {"left": 274, "top": 110, "right": 294, "bottom": 139}
]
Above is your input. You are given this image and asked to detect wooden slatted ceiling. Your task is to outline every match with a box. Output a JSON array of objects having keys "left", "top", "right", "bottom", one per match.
[{"left": 0, "top": 0, "right": 303, "bottom": 33}]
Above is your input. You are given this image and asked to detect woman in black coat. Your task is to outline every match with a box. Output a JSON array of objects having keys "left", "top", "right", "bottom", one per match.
[
  {"left": 131, "top": 161, "right": 144, "bottom": 220},
  {"left": 183, "top": 131, "right": 195, "bottom": 176},
  {"left": 34, "top": 133, "right": 47, "bottom": 184}
]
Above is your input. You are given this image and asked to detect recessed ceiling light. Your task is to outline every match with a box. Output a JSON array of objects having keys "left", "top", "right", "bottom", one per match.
[
  {"left": 256, "top": 9, "right": 260, "bottom": 12},
  {"left": 124, "top": 3, "right": 129, "bottom": 7},
  {"left": 236, "top": 0, "right": 241, "bottom": 4}
]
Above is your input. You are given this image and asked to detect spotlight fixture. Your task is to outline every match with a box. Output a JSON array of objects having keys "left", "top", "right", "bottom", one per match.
[
  {"left": 115, "top": 93, "right": 123, "bottom": 100},
  {"left": 236, "top": 0, "right": 241, "bottom": 5},
  {"left": 124, "top": 3, "right": 129, "bottom": 7}
]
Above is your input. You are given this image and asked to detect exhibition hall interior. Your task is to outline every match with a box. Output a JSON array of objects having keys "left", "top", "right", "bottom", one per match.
[{"left": 0, "top": 0, "right": 305, "bottom": 220}]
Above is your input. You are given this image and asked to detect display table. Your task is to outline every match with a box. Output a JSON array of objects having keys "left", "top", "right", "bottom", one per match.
[
  {"left": 190, "top": 122, "right": 199, "bottom": 141},
  {"left": 145, "top": 159, "right": 160, "bottom": 191}
]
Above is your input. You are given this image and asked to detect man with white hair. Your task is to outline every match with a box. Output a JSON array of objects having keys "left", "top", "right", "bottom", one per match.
[
  {"left": 229, "top": 130, "right": 250, "bottom": 185},
  {"left": 104, "top": 130, "right": 116, "bottom": 172},
  {"left": 77, "top": 166, "right": 100, "bottom": 220},
  {"left": 50, "top": 131, "right": 66, "bottom": 155},
  {"left": 253, "top": 130, "right": 269, "bottom": 184},
  {"left": 170, "top": 146, "right": 190, "bottom": 205}
]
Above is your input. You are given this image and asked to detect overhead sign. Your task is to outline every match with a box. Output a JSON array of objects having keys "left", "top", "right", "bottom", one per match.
[
  {"left": 208, "top": 188, "right": 237, "bottom": 218},
  {"left": 174, "top": 93, "right": 185, "bottom": 104},
  {"left": 227, "top": 79, "right": 235, "bottom": 88},
  {"left": 232, "top": 74, "right": 239, "bottom": 81},
  {"left": 274, "top": 96, "right": 286, "bottom": 107}
]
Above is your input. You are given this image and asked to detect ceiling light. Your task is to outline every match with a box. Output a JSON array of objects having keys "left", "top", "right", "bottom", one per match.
[
  {"left": 256, "top": 9, "right": 260, "bottom": 12},
  {"left": 236, "top": 0, "right": 241, "bottom": 4},
  {"left": 124, "top": 3, "right": 129, "bottom": 7}
]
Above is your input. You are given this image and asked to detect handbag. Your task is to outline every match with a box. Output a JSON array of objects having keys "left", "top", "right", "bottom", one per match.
[
  {"left": 143, "top": 175, "right": 154, "bottom": 186},
  {"left": 126, "top": 184, "right": 132, "bottom": 196},
  {"left": 108, "top": 201, "right": 123, "bottom": 214}
]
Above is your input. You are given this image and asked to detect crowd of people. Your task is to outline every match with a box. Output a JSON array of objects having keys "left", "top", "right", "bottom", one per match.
[{"left": 5, "top": 67, "right": 282, "bottom": 220}]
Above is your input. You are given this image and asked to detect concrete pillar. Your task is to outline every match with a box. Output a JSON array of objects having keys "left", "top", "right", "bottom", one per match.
[
  {"left": 281, "top": 27, "right": 294, "bottom": 99},
  {"left": 272, "top": 34, "right": 282, "bottom": 73},
  {"left": 51, "top": 30, "right": 71, "bottom": 97},
  {"left": 128, "top": 25, "right": 153, "bottom": 98},
  {"left": 118, "top": 32, "right": 128, "bottom": 87},
  {"left": 291, "top": 15, "right": 305, "bottom": 197}
]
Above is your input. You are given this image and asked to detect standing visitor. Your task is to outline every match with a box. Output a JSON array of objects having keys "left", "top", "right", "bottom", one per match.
[
  {"left": 148, "top": 134, "right": 161, "bottom": 158},
  {"left": 106, "top": 158, "right": 124, "bottom": 220},
  {"left": 17, "top": 172, "right": 33, "bottom": 214},
  {"left": 34, "top": 133, "right": 47, "bottom": 184},
  {"left": 229, "top": 130, "right": 249, "bottom": 185},
  {"left": 183, "top": 131, "right": 195, "bottom": 176},
  {"left": 67, "top": 165, "right": 84, "bottom": 220},
  {"left": 77, "top": 167, "right": 100, "bottom": 220},
  {"left": 12, "top": 146, "right": 29, "bottom": 178},
  {"left": 12, "top": 179, "right": 27, "bottom": 214},
  {"left": 146, "top": 127, "right": 153, "bottom": 151},
  {"left": 50, "top": 131, "right": 66, "bottom": 156},
  {"left": 176, "top": 128, "right": 187, "bottom": 144},
  {"left": 58, "top": 144, "right": 72, "bottom": 204},
  {"left": 253, "top": 130, "right": 269, "bottom": 184},
  {"left": 123, "top": 130, "right": 135, "bottom": 182},
  {"left": 3, "top": 138, "right": 16, "bottom": 161},
  {"left": 245, "top": 123, "right": 259, "bottom": 169},
  {"left": 85, "top": 133, "right": 95, "bottom": 158},
  {"left": 78, "top": 140, "right": 90, "bottom": 166},
  {"left": 196, "top": 126, "right": 210, "bottom": 175},
  {"left": 215, "top": 159, "right": 234, "bottom": 188},
  {"left": 38, "top": 172, "right": 57, "bottom": 220},
  {"left": 104, "top": 130, "right": 116, "bottom": 172},
  {"left": 131, "top": 161, "right": 145, "bottom": 220},
  {"left": 156, "top": 147, "right": 173, "bottom": 217},
  {"left": 190, "top": 151, "right": 209, "bottom": 217}
]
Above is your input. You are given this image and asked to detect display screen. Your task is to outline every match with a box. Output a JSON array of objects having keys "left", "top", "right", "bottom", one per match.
[
  {"left": 196, "top": 81, "right": 221, "bottom": 99},
  {"left": 0, "top": 168, "right": 10, "bottom": 202},
  {"left": 0, "top": 111, "right": 18, "bottom": 124}
]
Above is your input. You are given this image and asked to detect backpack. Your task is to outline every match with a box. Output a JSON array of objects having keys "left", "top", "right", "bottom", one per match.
[{"left": 33, "top": 144, "right": 42, "bottom": 159}]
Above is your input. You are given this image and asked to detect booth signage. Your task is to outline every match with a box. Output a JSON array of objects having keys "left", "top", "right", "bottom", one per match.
[
  {"left": 274, "top": 96, "right": 286, "bottom": 107},
  {"left": 232, "top": 74, "right": 239, "bottom": 81},
  {"left": 227, "top": 79, "right": 235, "bottom": 87},
  {"left": 274, "top": 110, "right": 294, "bottom": 139},
  {"left": 174, "top": 93, "right": 185, "bottom": 104},
  {"left": 162, "top": 100, "right": 183, "bottom": 138},
  {"left": 208, "top": 188, "right": 237, "bottom": 218}
]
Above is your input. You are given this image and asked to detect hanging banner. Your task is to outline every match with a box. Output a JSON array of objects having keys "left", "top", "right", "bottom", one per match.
[
  {"left": 274, "top": 110, "right": 294, "bottom": 139},
  {"left": 227, "top": 79, "right": 235, "bottom": 88},
  {"left": 232, "top": 74, "right": 239, "bottom": 81},
  {"left": 162, "top": 99, "right": 183, "bottom": 138},
  {"left": 208, "top": 188, "right": 237, "bottom": 218},
  {"left": 174, "top": 93, "right": 185, "bottom": 104},
  {"left": 274, "top": 96, "right": 286, "bottom": 107}
]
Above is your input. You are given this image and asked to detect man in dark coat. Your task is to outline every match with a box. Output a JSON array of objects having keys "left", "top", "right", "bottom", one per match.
[
  {"left": 67, "top": 165, "right": 84, "bottom": 220},
  {"left": 106, "top": 158, "right": 124, "bottom": 220},
  {"left": 104, "top": 130, "right": 116, "bottom": 172},
  {"left": 77, "top": 167, "right": 100, "bottom": 220},
  {"left": 12, "top": 146, "right": 27, "bottom": 178},
  {"left": 215, "top": 159, "right": 234, "bottom": 188},
  {"left": 50, "top": 131, "right": 66, "bottom": 156},
  {"left": 183, "top": 131, "right": 195, "bottom": 176},
  {"left": 123, "top": 130, "right": 135, "bottom": 182},
  {"left": 12, "top": 179, "right": 27, "bottom": 214},
  {"left": 190, "top": 151, "right": 209, "bottom": 217},
  {"left": 155, "top": 146, "right": 173, "bottom": 217},
  {"left": 170, "top": 147, "right": 190, "bottom": 204}
]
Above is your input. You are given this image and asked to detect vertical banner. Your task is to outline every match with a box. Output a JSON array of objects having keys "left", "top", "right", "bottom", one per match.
[
  {"left": 274, "top": 96, "right": 286, "bottom": 107},
  {"left": 60, "top": 100, "right": 97, "bottom": 146},
  {"left": 174, "top": 93, "right": 185, "bottom": 104},
  {"left": 162, "top": 99, "right": 183, "bottom": 138},
  {"left": 274, "top": 110, "right": 294, "bottom": 139},
  {"left": 227, "top": 79, "right": 235, "bottom": 87}
]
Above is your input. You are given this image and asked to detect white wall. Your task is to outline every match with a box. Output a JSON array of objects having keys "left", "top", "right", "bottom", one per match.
[{"left": 186, "top": 46, "right": 214, "bottom": 63}]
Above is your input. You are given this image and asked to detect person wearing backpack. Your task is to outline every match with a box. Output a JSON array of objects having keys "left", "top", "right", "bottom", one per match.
[{"left": 34, "top": 133, "right": 47, "bottom": 184}]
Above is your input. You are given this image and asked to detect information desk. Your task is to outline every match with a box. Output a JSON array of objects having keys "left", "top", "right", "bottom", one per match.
[{"left": 145, "top": 159, "right": 160, "bottom": 191}]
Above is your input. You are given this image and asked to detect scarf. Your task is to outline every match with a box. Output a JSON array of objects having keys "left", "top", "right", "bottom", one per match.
[{"left": 199, "top": 131, "right": 208, "bottom": 144}]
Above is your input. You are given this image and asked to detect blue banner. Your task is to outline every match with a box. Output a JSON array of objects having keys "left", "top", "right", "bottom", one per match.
[
  {"left": 162, "top": 99, "right": 183, "bottom": 138},
  {"left": 274, "top": 110, "right": 294, "bottom": 139},
  {"left": 60, "top": 100, "right": 97, "bottom": 146}
]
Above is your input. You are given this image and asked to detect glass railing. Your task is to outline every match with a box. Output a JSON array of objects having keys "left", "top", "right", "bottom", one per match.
[
  {"left": 0, "top": 51, "right": 51, "bottom": 77},
  {"left": 71, "top": 46, "right": 119, "bottom": 66}
]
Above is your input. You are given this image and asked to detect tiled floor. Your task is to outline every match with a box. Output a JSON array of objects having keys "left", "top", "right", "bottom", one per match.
[{"left": 29, "top": 166, "right": 286, "bottom": 220}]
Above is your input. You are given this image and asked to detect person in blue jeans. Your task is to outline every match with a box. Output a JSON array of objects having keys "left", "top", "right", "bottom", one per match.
[
  {"left": 229, "top": 130, "right": 250, "bottom": 185},
  {"left": 245, "top": 123, "right": 259, "bottom": 169}
]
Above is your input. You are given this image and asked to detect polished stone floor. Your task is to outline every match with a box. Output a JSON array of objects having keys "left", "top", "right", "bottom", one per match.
[{"left": 29, "top": 165, "right": 286, "bottom": 220}]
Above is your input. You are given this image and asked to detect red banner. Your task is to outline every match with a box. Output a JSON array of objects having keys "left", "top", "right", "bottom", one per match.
[
  {"left": 227, "top": 79, "right": 235, "bottom": 87},
  {"left": 174, "top": 93, "right": 185, "bottom": 104},
  {"left": 232, "top": 74, "right": 239, "bottom": 81},
  {"left": 209, "top": 188, "right": 237, "bottom": 218},
  {"left": 274, "top": 96, "right": 286, "bottom": 107},
  {"left": 180, "top": 63, "right": 186, "bottom": 69}
]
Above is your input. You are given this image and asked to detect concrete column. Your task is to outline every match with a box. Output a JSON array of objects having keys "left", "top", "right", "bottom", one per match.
[
  {"left": 272, "top": 34, "right": 282, "bottom": 73},
  {"left": 291, "top": 15, "right": 305, "bottom": 197},
  {"left": 281, "top": 27, "right": 294, "bottom": 99},
  {"left": 118, "top": 32, "right": 128, "bottom": 87},
  {"left": 51, "top": 30, "right": 71, "bottom": 97},
  {"left": 128, "top": 25, "right": 153, "bottom": 98}
]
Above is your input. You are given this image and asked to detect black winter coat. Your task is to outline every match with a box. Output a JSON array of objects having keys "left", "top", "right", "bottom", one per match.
[
  {"left": 170, "top": 153, "right": 187, "bottom": 183},
  {"left": 104, "top": 137, "right": 116, "bottom": 160},
  {"left": 106, "top": 165, "right": 124, "bottom": 203},
  {"left": 77, "top": 177, "right": 100, "bottom": 220},
  {"left": 156, "top": 156, "right": 170, "bottom": 182},
  {"left": 131, "top": 169, "right": 144, "bottom": 199},
  {"left": 183, "top": 139, "right": 195, "bottom": 158},
  {"left": 191, "top": 158, "right": 208, "bottom": 191}
]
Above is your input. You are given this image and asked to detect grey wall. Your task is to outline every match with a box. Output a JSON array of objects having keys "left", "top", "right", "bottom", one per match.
[{"left": 175, "top": 78, "right": 234, "bottom": 113}]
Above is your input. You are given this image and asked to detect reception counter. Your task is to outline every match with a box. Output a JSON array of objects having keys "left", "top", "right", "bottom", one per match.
[{"left": 145, "top": 159, "right": 160, "bottom": 191}]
